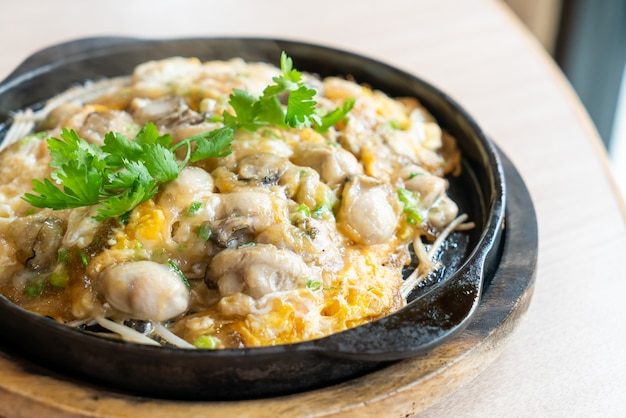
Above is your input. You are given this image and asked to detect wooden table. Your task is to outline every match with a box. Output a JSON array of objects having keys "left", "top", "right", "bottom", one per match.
[{"left": 2, "top": 0, "right": 626, "bottom": 416}]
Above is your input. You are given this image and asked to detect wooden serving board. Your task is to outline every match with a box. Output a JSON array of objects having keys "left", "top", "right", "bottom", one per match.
[{"left": 0, "top": 154, "right": 537, "bottom": 417}]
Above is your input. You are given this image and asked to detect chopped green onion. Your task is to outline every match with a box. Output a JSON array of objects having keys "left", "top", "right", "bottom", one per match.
[
  {"left": 193, "top": 335, "right": 218, "bottom": 349},
  {"left": 297, "top": 203, "right": 311, "bottom": 217},
  {"left": 78, "top": 250, "right": 89, "bottom": 266},
  {"left": 57, "top": 248, "right": 70, "bottom": 264},
  {"left": 168, "top": 259, "right": 190, "bottom": 287},
  {"left": 48, "top": 270, "right": 69, "bottom": 288},
  {"left": 306, "top": 278, "right": 322, "bottom": 291},
  {"left": 24, "top": 279, "right": 45, "bottom": 296},
  {"left": 312, "top": 190, "right": 337, "bottom": 219},
  {"left": 186, "top": 202, "right": 202, "bottom": 217},
  {"left": 389, "top": 120, "right": 403, "bottom": 130},
  {"left": 312, "top": 205, "right": 330, "bottom": 218},
  {"left": 398, "top": 188, "right": 423, "bottom": 224},
  {"left": 197, "top": 223, "right": 212, "bottom": 241}
]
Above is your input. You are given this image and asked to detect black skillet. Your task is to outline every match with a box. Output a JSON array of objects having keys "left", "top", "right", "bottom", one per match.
[{"left": 0, "top": 37, "right": 520, "bottom": 400}]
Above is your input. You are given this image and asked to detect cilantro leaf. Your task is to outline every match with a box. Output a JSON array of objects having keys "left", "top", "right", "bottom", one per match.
[
  {"left": 189, "top": 127, "right": 234, "bottom": 162},
  {"left": 316, "top": 97, "right": 355, "bottom": 133},
  {"left": 53, "top": 158, "right": 103, "bottom": 205},
  {"left": 23, "top": 178, "right": 85, "bottom": 209},
  {"left": 47, "top": 128, "right": 105, "bottom": 170},
  {"left": 280, "top": 51, "right": 302, "bottom": 83},
  {"left": 105, "top": 160, "right": 153, "bottom": 190},
  {"left": 285, "top": 85, "right": 319, "bottom": 128},
  {"left": 264, "top": 75, "right": 298, "bottom": 97},
  {"left": 142, "top": 143, "right": 179, "bottom": 182},
  {"left": 224, "top": 89, "right": 261, "bottom": 131},
  {"left": 134, "top": 122, "right": 173, "bottom": 147},
  {"left": 95, "top": 181, "right": 156, "bottom": 221},
  {"left": 253, "top": 94, "right": 285, "bottom": 126},
  {"left": 39, "top": 129, "right": 107, "bottom": 209},
  {"left": 102, "top": 132, "right": 143, "bottom": 169},
  {"left": 102, "top": 123, "right": 178, "bottom": 184}
]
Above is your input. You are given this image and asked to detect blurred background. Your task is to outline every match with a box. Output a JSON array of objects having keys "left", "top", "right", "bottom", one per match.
[{"left": 503, "top": 0, "right": 626, "bottom": 197}]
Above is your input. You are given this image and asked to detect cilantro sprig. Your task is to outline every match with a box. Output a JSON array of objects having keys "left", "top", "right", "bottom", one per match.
[
  {"left": 22, "top": 52, "right": 354, "bottom": 221},
  {"left": 223, "top": 52, "right": 354, "bottom": 132},
  {"left": 23, "top": 123, "right": 233, "bottom": 221}
]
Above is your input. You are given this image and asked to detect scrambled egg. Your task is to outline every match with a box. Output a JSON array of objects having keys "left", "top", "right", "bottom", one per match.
[{"left": 0, "top": 56, "right": 461, "bottom": 348}]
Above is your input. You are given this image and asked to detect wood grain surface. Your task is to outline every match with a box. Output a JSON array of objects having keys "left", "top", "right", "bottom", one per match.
[{"left": 1, "top": 0, "right": 626, "bottom": 416}]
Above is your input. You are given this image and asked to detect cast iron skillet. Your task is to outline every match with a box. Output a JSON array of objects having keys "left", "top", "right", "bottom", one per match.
[{"left": 0, "top": 37, "right": 506, "bottom": 400}]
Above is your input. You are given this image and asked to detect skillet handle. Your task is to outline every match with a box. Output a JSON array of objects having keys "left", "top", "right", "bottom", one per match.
[{"left": 0, "top": 37, "right": 139, "bottom": 85}]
